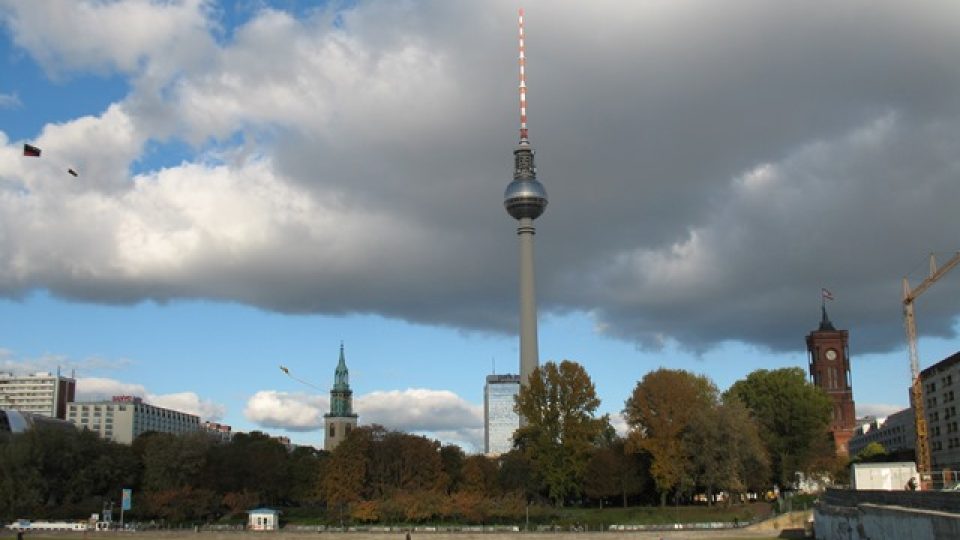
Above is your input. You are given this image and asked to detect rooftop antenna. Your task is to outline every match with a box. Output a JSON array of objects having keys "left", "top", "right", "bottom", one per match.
[{"left": 518, "top": 8, "right": 529, "bottom": 144}]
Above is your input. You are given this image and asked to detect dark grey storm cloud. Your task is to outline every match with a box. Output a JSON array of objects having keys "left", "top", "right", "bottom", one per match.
[{"left": 1, "top": 0, "right": 960, "bottom": 355}]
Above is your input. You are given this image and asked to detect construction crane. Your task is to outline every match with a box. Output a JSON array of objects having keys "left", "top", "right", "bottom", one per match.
[{"left": 902, "top": 251, "right": 960, "bottom": 483}]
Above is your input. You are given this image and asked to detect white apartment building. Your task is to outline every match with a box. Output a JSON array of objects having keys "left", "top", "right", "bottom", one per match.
[
  {"left": 921, "top": 351, "right": 960, "bottom": 470},
  {"left": 0, "top": 371, "right": 76, "bottom": 419},
  {"left": 847, "top": 408, "right": 916, "bottom": 458},
  {"left": 66, "top": 395, "right": 200, "bottom": 444}
]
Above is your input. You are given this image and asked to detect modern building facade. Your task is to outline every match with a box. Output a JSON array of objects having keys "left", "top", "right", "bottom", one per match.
[
  {"left": 66, "top": 395, "right": 200, "bottom": 444},
  {"left": 0, "top": 371, "right": 76, "bottom": 419},
  {"left": 920, "top": 351, "right": 960, "bottom": 470},
  {"left": 484, "top": 374, "right": 520, "bottom": 455},
  {"left": 806, "top": 306, "right": 857, "bottom": 455},
  {"left": 324, "top": 344, "right": 358, "bottom": 452},
  {"left": 504, "top": 9, "right": 547, "bottom": 390},
  {"left": 847, "top": 408, "right": 916, "bottom": 458}
]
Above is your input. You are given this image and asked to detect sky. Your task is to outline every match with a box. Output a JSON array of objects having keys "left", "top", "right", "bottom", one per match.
[{"left": 1, "top": 0, "right": 960, "bottom": 452}]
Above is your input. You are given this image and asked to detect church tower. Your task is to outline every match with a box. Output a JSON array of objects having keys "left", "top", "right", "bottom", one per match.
[
  {"left": 806, "top": 306, "right": 857, "bottom": 455},
  {"left": 324, "top": 343, "right": 358, "bottom": 452}
]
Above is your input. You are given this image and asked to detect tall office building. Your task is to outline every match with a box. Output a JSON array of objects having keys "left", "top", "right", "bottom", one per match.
[
  {"left": 484, "top": 374, "right": 520, "bottom": 455},
  {"left": 920, "top": 351, "right": 960, "bottom": 470},
  {"left": 0, "top": 370, "right": 76, "bottom": 419},
  {"left": 504, "top": 9, "right": 548, "bottom": 389},
  {"left": 66, "top": 395, "right": 200, "bottom": 444},
  {"left": 324, "top": 343, "right": 358, "bottom": 452},
  {"left": 806, "top": 306, "right": 857, "bottom": 455}
]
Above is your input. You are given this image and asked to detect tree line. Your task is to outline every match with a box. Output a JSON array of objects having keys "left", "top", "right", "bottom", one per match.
[{"left": 0, "top": 361, "right": 843, "bottom": 524}]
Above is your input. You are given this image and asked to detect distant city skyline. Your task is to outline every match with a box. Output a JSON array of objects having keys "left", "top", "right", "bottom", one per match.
[{"left": 2, "top": 1, "right": 960, "bottom": 450}]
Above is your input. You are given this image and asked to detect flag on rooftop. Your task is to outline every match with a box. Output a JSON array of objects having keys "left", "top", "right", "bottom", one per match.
[
  {"left": 23, "top": 144, "right": 41, "bottom": 157},
  {"left": 821, "top": 288, "right": 834, "bottom": 301}
]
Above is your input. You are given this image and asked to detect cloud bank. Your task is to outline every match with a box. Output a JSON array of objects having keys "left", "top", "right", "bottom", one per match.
[{"left": 1, "top": 0, "right": 959, "bottom": 356}]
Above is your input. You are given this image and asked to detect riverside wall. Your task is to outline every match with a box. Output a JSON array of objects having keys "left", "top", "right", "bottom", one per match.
[{"left": 814, "top": 489, "right": 960, "bottom": 540}]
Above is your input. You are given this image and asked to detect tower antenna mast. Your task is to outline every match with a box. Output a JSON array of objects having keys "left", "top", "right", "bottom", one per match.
[{"left": 518, "top": 8, "right": 529, "bottom": 143}]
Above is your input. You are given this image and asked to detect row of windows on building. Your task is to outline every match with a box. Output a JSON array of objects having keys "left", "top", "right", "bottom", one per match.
[
  {"left": 932, "top": 438, "right": 960, "bottom": 451},
  {"left": 927, "top": 392, "right": 957, "bottom": 409},
  {"left": 928, "top": 406, "right": 959, "bottom": 424},
  {"left": 930, "top": 421, "right": 960, "bottom": 437},
  {"left": 926, "top": 374, "right": 955, "bottom": 395}
]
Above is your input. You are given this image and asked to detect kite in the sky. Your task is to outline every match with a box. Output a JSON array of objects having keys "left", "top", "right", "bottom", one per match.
[{"left": 22, "top": 143, "right": 79, "bottom": 177}]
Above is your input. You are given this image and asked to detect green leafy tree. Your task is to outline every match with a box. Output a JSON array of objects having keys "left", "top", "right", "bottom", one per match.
[
  {"left": 623, "top": 368, "right": 718, "bottom": 506},
  {"left": 323, "top": 427, "right": 372, "bottom": 508},
  {"left": 460, "top": 455, "right": 498, "bottom": 495},
  {"left": 683, "top": 396, "right": 770, "bottom": 505},
  {"left": 0, "top": 426, "right": 139, "bottom": 520},
  {"left": 496, "top": 450, "right": 537, "bottom": 498},
  {"left": 515, "top": 360, "right": 608, "bottom": 506},
  {"left": 583, "top": 438, "right": 646, "bottom": 507},
  {"left": 439, "top": 444, "right": 465, "bottom": 494},
  {"left": 367, "top": 430, "right": 445, "bottom": 498},
  {"left": 288, "top": 445, "right": 325, "bottom": 504},
  {"left": 854, "top": 441, "right": 888, "bottom": 463},
  {"left": 142, "top": 486, "right": 220, "bottom": 523},
  {"left": 725, "top": 367, "right": 832, "bottom": 486},
  {"left": 141, "top": 432, "right": 212, "bottom": 491}
]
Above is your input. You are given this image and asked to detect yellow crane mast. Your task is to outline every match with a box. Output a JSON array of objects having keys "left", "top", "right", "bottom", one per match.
[{"left": 902, "top": 251, "right": 960, "bottom": 483}]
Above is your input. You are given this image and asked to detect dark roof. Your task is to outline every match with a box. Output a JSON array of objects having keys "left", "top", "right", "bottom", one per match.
[{"left": 920, "top": 351, "right": 960, "bottom": 379}]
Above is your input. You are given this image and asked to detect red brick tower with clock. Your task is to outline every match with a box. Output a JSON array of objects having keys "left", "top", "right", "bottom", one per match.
[{"left": 806, "top": 306, "right": 857, "bottom": 456}]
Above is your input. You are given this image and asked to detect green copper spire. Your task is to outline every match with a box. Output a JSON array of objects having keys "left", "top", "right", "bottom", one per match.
[
  {"left": 328, "top": 342, "right": 356, "bottom": 418},
  {"left": 334, "top": 341, "right": 349, "bottom": 390}
]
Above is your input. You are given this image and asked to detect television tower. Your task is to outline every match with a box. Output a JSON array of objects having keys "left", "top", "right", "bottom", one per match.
[{"left": 504, "top": 8, "right": 547, "bottom": 388}]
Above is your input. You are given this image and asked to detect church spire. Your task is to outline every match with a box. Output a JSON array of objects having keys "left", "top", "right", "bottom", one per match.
[
  {"left": 324, "top": 342, "right": 358, "bottom": 452},
  {"left": 334, "top": 341, "right": 349, "bottom": 390},
  {"left": 328, "top": 342, "right": 354, "bottom": 417}
]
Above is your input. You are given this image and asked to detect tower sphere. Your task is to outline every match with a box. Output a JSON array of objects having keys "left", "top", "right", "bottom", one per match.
[{"left": 504, "top": 178, "right": 548, "bottom": 220}]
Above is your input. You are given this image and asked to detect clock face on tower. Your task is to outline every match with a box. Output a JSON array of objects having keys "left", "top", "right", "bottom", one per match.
[{"left": 825, "top": 349, "right": 838, "bottom": 361}]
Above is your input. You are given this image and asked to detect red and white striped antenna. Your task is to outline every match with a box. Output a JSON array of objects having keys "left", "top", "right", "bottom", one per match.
[{"left": 518, "top": 8, "right": 529, "bottom": 143}]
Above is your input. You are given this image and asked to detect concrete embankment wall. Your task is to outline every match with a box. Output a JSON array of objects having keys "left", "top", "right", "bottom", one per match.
[{"left": 815, "top": 489, "right": 960, "bottom": 540}]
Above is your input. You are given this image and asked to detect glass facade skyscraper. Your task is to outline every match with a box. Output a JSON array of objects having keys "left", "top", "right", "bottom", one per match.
[{"left": 484, "top": 374, "right": 520, "bottom": 455}]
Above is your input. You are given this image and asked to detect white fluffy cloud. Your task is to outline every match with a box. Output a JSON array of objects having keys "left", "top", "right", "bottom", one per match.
[
  {"left": 0, "top": 0, "right": 213, "bottom": 76},
  {"left": 857, "top": 403, "right": 909, "bottom": 419},
  {"left": 357, "top": 388, "right": 484, "bottom": 431},
  {"left": 609, "top": 413, "right": 629, "bottom": 438},
  {"left": 243, "top": 387, "right": 484, "bottom": 450},
  {"left": 244, "top": 390, "right": 327, "bottom": 431},
  {"left": 76, "top": 376, "right": 225, "bottom": 421},
  {"left": 2, "top": 0, "right": 960, "bottom": 356}
]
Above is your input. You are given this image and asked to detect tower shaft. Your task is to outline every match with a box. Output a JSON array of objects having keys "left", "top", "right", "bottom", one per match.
[{"left": 518, "top": 217, "right": 539, "bottom": 387}]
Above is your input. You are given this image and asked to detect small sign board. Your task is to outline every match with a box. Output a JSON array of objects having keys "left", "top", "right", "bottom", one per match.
[{"left": 121, "top": 489, "right": 132, "bottom": 511}]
